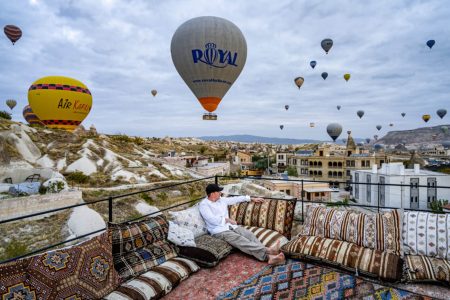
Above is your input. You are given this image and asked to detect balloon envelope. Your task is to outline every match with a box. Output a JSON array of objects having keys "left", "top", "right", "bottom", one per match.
[
  {"left": 374, "top": 135, "right": 378, "bottom": 140},
  {"left": 326, "top": 123, "right": 342, "bottom": 141},
  {"left": 426, "top": 40, "right": 435, "bottom": 49},
  {"left": 294, "top": 77, "right": 304, "bottom": 89},
  {"left": 284, "top": 105, "right": 289, "bottom": 110},
  {"left": 171, "top": 16, "right": 247, "bottom": 114},
  {"left": 280, "top": 125, "right": 284, "bottom": 130},
  {"left": 344, "top": 74, "right": 351, "bottom": 81},
  {"left": 6, "top": 99, "right": 17, "bottom": 110},
  {"left": 401, "top": 112, "right": 406, "bottom": 117},
  {"left": 4, "top": 25, "right": 22, "bottom": 45},
  {"left": 422, "top": 114, "right": 431, "bottom": 123},
  {"left": 309, "top": 122, "right": 315, "bottom": 128},
  {"left": 357, "top": 110, "right": 364, "bottom": 119},
  {"left": 310, "top": 61, "right": 317, "bottom": 69},
  {"left": 28, "top": 76, "right": 92, "bottom": 131},
  {"left": 365, "top": 138, "right": 371, "bottom": 144},
  {"left": 23, "top": 105, "right": 44, "bottom": 126},
  {"left": 151, "top": 89, "right": 157, "bottom": 97},
  {"left": 336, "top": 105, "right": 341, "bottom": 110},
  {"left": 376, "top": 125, "right": 382, "bottom": 131},
  {"left": 321, "top": 38, "right": 333, "bottom": 54},
  {"left": 437, "top": 109, "right": 447, "bottom": 119},
  {"left": 321, "top": 72, "right": 328, "bottom": 80},
  {"left": 389, "top": 123, "right": 394, "bottom": 127}
]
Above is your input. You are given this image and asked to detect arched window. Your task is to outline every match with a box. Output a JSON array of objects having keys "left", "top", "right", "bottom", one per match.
[
  {"left": 328, "top": 162, "right": 332, "bottom": 167},
  {"left": 338, "top": 162, "right": 342, "bottom": 167},
  {"left": 318, "top": 162, "right": 322, "bottom": 167}
]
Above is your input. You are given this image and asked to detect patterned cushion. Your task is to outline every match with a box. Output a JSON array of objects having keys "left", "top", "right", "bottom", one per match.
[
  {"left": 228, "top": 199, "right": 295, "bottom": 239},
  {"left": 109, "top": 215, "right": 170, "bottom": 257},
  {"left": 281, "top": 235, "right": 403, "bottom": 281},
  {"left": 114, "top": 240, "right": 178, "bottom": 280},
  {"left": 105, "top": 257, "right": 200, "bottom": 300},
  {"left": 405, "top": 255, "right": 450, "bottom": 284},
  {"left": 169, "top": 206, "right": 208, "bottom": 238},
  {"left": 168, "top": 221, "right": 196, "bottom": 247},
  {"left": 402, "top": 211, "right": 450, "bottom": 259},
  {"left": 301, "top": 206, "right": 403, "bottom": 256},
  {"left": 243, "top": 226, "right": 289, "bottom": 248},
  {"left": 0, "top": 232, "right": 121, "bottom": 299},
  {"left": 178, "top": 234, "right": 233, "bottom": 268}
]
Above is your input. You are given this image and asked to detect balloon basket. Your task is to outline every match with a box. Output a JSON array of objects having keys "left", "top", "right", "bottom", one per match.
[{"left": 203, "top": 113, "right": 217, "bottom": 120}]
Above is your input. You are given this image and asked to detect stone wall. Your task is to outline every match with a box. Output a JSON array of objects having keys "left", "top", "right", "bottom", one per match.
[{"left": 0, "top": 190, "right": 83, "bottom": 221}]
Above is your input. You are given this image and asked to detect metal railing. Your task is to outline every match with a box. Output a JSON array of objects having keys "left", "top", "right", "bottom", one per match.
[{"left": 1, "top": 174, "right": 449, "bottom": 264}]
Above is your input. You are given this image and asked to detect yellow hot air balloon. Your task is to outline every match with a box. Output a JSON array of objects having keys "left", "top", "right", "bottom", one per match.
[
  {"left": 151, "top": 89, "right": 157, "bottom": 97},
  {"left": 294, "top": 77, "right": 304, "bottom": 89},
  {"left": 422, "top": 114, "right": 431, "bottom": 123},
  {"left": 171, "top": 16, "right": 247, "bottom": 120},
  {"left": 28, "top": 76, "right": 92, "bottom": 131},
  {"left": 343, "top": 74, "right": 351, "bottom": 82}
]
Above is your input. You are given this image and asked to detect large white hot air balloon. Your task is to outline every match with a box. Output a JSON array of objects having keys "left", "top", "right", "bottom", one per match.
[{"left": 171, "top": 16, "right": 247, "bottom": 120}]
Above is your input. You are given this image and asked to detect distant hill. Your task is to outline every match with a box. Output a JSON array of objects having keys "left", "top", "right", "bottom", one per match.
[
  {"left": 377, "top": 124, "right": 450, "bottom": 145},
  {"left": 199, "top": 135, "right": 322, "bottom": 144}
]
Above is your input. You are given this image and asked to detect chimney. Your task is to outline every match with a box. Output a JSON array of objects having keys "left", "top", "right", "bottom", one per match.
[
  {"left": 372, "top": 164, "right": 377, "bottom": 174},
  {"left": 414, "top": 164, "right": 420, "bottom": 175}
]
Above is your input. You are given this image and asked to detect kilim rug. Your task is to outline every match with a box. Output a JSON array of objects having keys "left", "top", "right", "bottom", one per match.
[{"left": 217, "top": 260, "right": 433, "bottom": 300}]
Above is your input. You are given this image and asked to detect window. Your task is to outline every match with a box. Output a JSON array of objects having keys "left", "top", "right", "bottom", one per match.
[
  {"left": 355, "top": 173, "right": 359, "bottom": 199},
  {"left": 361, "top": 161, "right": 365, "bottom": 167},
  {"left": 346, "top": 170, "right": 351, "bottom": 176},
  {"left": 366, "top": 174, "right": 371, "bottom": 203},
  {"left": 278, "top": 155, "right": 284, "bottom": 160},
  {"left": 427, "top": 178, "right": 437, "bottom": 208}
]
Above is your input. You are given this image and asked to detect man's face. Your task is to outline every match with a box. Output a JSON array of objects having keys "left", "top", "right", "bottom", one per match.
[{"left": 208, "top": 191, "right": 222, "bottom": 202}]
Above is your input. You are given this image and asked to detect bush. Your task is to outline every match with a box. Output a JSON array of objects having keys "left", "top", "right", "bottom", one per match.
[
  {"left": 286, "top": 166, "right": 298, "bottom": 177},
  {"left": 66, "top": 171, "right": 89, "bottom": 184},
  {"left": 430, "top": 199, "right": 449, "bottom": 214},
  {"left": 140, "top": 193, "right": 154, "bottom": 205},
  {"left": 39, "top": 185, "right": 47, "bottom": 195},
  {"left": 0, "top": 110, "right": 12, "bottom": 120},
  {"left": 0, "top": 238, "right": 28, "bottom": 261},
  {"left": 47, "top": 181, "right": 65, "bottom": 193}
]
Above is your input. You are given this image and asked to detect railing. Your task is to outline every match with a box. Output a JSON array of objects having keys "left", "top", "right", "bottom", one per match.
[{"left": 1, "top": 174, "right": 449, "bottom": 264}]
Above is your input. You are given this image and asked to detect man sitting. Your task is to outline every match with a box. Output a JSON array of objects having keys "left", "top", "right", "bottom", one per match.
[{"left": 199, "top": 183, "right": 285, "bottom": 265}]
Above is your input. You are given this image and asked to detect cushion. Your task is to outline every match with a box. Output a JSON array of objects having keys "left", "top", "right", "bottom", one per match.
[
  {"left": 301, "top": 206, "right": 403, "bottom": 256},
  {"left": 114, "top": 240, "right": 178, "bottom": 280},
  {"left": 402, "top": 211, "right": 450, "bottom": 259},
  {"left": 178, "top": 234, "right": 233, "bottom": 268},
  {"left": 228, "top": 199, "right": 295, "bottom": 239},
  {"left": 1, "top": 232, "right": 121, "bottom": 299},
  {"left": 105, "top": 257, "right": 200, "bottom": 300},
  {"left": 405, "top": 255, "right": 450, "bottom": 284},
  {"left": 168, "top": 221, "right": 196, "bottom": 247},
  {"left": 281, "top": 235, "right": 403, "bottom": 281},
  {"left": 169, "top": 206, "right": 208, "bottom": 238},
  {"left": 243, "top": 226, "right": 289, "bottom": 248},
  {"left": 109, "top": 215, "right": 170, "bottom": 257}
]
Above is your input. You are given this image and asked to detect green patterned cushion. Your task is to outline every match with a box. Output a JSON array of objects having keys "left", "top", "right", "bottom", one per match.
[
  {"left": 405, "top": 255, "right": 450, "bottom": 284},
  {"left": 281, "top": 235, "right": 403, "bottom": 281},
  {"left": 228, "top": 199, "right": 295, "bottom": 239}
]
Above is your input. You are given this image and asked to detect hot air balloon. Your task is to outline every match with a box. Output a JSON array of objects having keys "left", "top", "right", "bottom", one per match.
[
  {"left": 321, "top": 72, "right": 328, "bottom": 80},
  {"left": 437, "top": 109, "right": 447, "bottom": 119},
  {"left": 342, "top": 139, "right": 347, "bottom": 144},
  {"left": 4, "top": 25, "right": 22, "bottom": 45},
  {"left": 376, "top": 125, "right": 382, "bottom": 131},
  {"left": 374, "top": 135, "right": 378, "bottom": 140},
  {"left": 347, "top": 130, "right": 351, "bottom": 135},
  {"left": 344, "top": 74, "right": 351, "bottom": 82},
  {"left": 310, "top": 61, "right": 317, "bottom": 69},
  {"left": 22, "top": 105, "right": 44, "bottom": 126},
  {"left": 284, "top": 105, "right": 289, "bottom": 111},
  {"left": 426, "top": 40, "right": 435, "bottom": 49},
  {"left": 171, "top": 16, "right": 247, "bottom": 120},
  {"left": 441, "top": 126, "right": 449, "bottom": 134},
  {"left": 389, "top": 123, "right": 394, "bottom": 127},
  {"left": 309, "top": 122, "right": 315, "bottom": 128},
  {"left": 326, "top": 123, "right": 342, "bottom": 142},
  {"left": 365, "top": 138, "right": 371, "bottom": 144},
  {"left": 294, "top": 77, "right": 304, "bottom": 89},
  {"left": 321, "top": 38, "right": 333, "bottom": 54},
  {"left": 280, "top": 125, "right": 284, "bottom": 130},
  {"left": 151, "top": 89, "right": 157, "bottom": 97},
  {"left": 422, "top": 114, "right": 431, "bottom": 123},
  {"left": 401, "top": 112, "right": 406, "bottom": 117},
  {"left": 27, "top": 76, "right": 92, "bottom": 131},
  {"left": 356, "top": 110, "right": 364, "bottom": 119},
  {"left": 6, "top": 99, "right": 17, "bottom": 110},
  {"left": 337, "top": 105, "right": 341, "bottom": 110}
]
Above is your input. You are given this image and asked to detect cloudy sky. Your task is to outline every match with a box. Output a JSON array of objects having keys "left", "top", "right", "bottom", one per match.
[{"left": 1, "top": 0, "right": 449, "bottom": 141}]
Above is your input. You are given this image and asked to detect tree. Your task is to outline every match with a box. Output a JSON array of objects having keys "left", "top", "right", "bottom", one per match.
[
  {"left": 286, "top": 166, "right": 298, "bottom": 177},
  {"left": 0, "top": 110, "right": 12, "bottom": 120}
]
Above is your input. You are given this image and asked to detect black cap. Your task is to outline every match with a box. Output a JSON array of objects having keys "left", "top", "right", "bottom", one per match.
[{"left": 206, "top": 183, "right": 224, "bottom": 195}]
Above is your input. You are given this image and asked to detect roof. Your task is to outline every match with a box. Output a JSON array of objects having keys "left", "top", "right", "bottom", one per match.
[{"left": 303, "top": 187, "right": 334, "bottom": 192}]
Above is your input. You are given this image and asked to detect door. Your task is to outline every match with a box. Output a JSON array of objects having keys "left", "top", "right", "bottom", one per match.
[{"left": 410, "top": 178, "right": 419, "bottom": 209}]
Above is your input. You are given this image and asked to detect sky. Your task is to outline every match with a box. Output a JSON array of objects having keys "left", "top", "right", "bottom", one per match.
[{"left": 1, "top": 0, "right": 450, "bottom": 141}]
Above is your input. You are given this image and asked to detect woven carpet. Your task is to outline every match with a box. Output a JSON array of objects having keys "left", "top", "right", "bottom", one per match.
[
  {"left": 162, "top": 252, "right": 266, "bottom": 300},
  {"left": 217, "top": 260, "right": 432, "bottom": 300}
]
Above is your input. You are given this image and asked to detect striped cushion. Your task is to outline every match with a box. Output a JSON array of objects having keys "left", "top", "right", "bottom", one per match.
[
  {"left": 301, "top": 206, "right": 403, "bottom": 256},
  {"left": 243, "top": 226, "right": 289, "bottom": 248},
  {"left": 405, "top": 255, "right": 450, "bottom": 284},
  {"left": 109, "top": 215, "right": 170, "bottom": 257},
  {"left": 229, "top": 199, "right": 295, "bottom": 239},
  {"left": 104, "top": 257, "right": 199, "bottom": 300},
  {"left": 281, "top": 235, "right": 403, "bottom": 281},
  {"left": 114, "top": 241, "right": 178, "bottom": 280}
]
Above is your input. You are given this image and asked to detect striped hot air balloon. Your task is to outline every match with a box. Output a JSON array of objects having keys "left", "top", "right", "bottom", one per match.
[
  {"left": 4, "top": 25, "right": 22, "bottom": 45},
  {"left": 23, "top": 105, "right": 44, "bottom": 126}
]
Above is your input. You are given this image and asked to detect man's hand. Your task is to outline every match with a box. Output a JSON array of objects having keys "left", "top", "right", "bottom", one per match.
[
  {"left": 225, "top": 218, "right": 237, "bottom": 225},
  {"left": 251, "top": 197, "right": 265, "bottom": 203}
]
